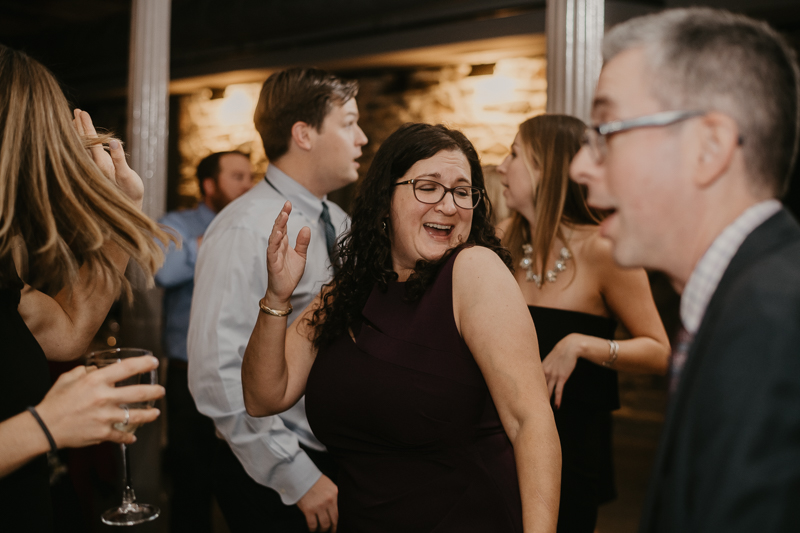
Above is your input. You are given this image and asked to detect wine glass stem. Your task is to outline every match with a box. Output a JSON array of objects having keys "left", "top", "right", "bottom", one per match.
[{"left": 120, "top": 443, "right": 137, "bottom": 506}]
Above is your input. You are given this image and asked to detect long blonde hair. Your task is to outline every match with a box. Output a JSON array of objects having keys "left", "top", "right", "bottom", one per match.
[
  {"left": 0, "top": 45, "right": 171, "bottom": 295},
  {"left": 502, "top": 114, "right": 601, "bottom": 280}
]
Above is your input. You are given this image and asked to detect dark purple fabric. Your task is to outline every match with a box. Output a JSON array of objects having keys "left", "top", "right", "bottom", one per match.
[{"left": 306, "top": 249, "right": 522, "bottom": 532}]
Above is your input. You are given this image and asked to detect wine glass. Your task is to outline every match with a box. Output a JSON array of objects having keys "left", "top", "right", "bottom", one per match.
[{"left": 85, "top": 347, "right": 160, "bottom": 526}]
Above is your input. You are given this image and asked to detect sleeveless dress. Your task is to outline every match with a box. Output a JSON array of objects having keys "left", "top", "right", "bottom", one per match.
[
  {"left": 528, "top": 306, "right": 618, "bottom": 533},
  {"left": 0, "top": 280, "right": 54, "bottom": 531},
  {"left": 305, "top": 249, "right": 522, "bottom": 532}
]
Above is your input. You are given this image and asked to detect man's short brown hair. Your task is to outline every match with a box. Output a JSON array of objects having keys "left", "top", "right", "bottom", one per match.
[{"left": 253, "top": 68, "right": 359, "bottom": 161}]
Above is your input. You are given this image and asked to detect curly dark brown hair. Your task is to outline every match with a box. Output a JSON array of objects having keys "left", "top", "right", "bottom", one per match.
[{"left": 309, "top": 123, "right": 512, "bottom": 349}]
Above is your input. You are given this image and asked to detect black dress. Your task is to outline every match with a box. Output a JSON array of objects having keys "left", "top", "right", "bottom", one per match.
[
  {"left": 529, "top": 305, "right": 618, "bottom": 533},
  {"left": 0, "top": 280, "right": 54, "bottom": 531},
  {"left": 305, "top": 249, "right": 522, "bottom": 532}
]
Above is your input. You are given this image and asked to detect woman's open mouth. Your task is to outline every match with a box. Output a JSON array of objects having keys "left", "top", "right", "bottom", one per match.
[{"left": 424, "top": 222, "right": 454, "bottom": 238}]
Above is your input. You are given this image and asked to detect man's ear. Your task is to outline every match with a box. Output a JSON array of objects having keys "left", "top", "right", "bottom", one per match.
[
  {"left": 290, "top": 121, "right": 314, "bottom": 152},
  {"left": 201, "top": 177, "right": 217, "bottom": 198},
  {"left": 693, "top": 111, "right": 740, "bottom": 189}
]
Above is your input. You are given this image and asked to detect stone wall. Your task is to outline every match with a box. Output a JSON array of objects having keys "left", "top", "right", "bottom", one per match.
[
  {"left": 177, "top": 83, "right": 266, "bottom": 200},
  {"left": 176, "top": 56, "right": 547, "bottom": 217}
]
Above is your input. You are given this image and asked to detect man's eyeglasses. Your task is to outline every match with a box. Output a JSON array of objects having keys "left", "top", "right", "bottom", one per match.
[
  {"left": 393, "top": 179, "right": 484, "bottom": 210},
  {"left": 582, "top": 110, "right": 709, "bottom": 163}
]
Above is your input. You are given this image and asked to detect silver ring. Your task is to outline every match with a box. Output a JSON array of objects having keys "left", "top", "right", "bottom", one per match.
[{"left": 122, "top": 405, "right": 130, "bottom": 426}]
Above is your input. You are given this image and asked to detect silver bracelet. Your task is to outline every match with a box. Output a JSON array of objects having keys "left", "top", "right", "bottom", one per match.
[{"left": 602, "top": 339, "right": 619, "bottom": 368}]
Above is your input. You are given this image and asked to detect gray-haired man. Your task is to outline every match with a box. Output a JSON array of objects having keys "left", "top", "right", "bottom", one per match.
[{"left": 571, "top": 8, "right": 800, "bottom": 532}]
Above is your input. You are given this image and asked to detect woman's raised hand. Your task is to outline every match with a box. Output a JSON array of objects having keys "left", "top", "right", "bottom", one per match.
[
  {"left": 73, "top": 109, "right": 144, "bottom": 208},
  {"left": 265, "top": 201, "right": 311, "bottom": 305},
  {"left": 35, "top": 355, "right": 164, "bottom": 448}
]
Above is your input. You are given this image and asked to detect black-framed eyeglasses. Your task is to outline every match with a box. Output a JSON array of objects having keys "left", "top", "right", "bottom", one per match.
[
  {"left": 393, "top": 178, "right": 484, "bottom": 210},
  {"left": 582, "top": 110, "right": 712, "bottom": 163}
]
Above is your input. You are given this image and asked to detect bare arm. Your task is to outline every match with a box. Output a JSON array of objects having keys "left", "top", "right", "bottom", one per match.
[
  {"left": 19, "top": 245, "right": 129, "bottom": 361},
  {"left": 542, "top": 235, "right": 671, "bottom": 407},
  {"left": 18, "top": 110, "right": 145, "bottom": 361},
  {"left": 241, "top": 200, "right": 318, "bottom": 417},
  {"left": 0, "top": 355, "right": 164, "bottom": 479},
  {"left": 454, "top": 247, "right": 561, "bottom": 533}
]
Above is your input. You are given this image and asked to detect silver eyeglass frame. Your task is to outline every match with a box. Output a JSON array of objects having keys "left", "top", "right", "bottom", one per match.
[
  {"left": 584, "top": 110, "right": 707, "bottom": 162},
  {"left": 595, "top": 110, "right": 706, "bottom": 136}
]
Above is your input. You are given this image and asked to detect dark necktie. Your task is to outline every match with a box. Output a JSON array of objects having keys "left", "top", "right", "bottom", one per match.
[
  {"left": 320, "top": 202, "right": 337, "bottom": 266},
  {"left": 669, "top": 325, "right": 694, "bottom": 395}
]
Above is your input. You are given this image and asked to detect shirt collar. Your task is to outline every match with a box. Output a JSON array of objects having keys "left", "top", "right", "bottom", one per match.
[
  {"left": 265, "top": 164, "right": 327, "bottom": 221},
  {"left": 680, "top": 199, "right": 782, "bottom": 334},
  {"left": 197, "top": 201, "right": 216, "bottom": 223}
]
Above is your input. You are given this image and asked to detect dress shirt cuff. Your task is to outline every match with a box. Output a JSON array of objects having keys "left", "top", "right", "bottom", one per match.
[{"left": 270, "top": 450, "right": 322, "bottom": 505}]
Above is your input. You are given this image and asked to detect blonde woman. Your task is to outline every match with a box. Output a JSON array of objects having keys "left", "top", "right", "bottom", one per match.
[
  {"left": 0, "top": 45, "right": 172, "bottom": 528},
  {"left": 497, "top": 114, "right": 670, "bottom": 533}
]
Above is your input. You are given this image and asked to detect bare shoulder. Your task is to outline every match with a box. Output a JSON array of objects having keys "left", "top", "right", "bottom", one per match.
[
  {"left": 574, "top": 225, "right": 651, "bottom": 297},
  {"left": 571, "top": 225, "right": 615, "bottom": 270},
  {"left": 453, "top": 246, "right": 509, "bottom": 277},
  {"left": 17, "top": 284, "right": 50, "bottom": 326},
  {"left": 452, "top": 246, "right": 515, "bottom": 297},
  {"left": 451, "top": 246, "right": 525, "bottom": 334}
]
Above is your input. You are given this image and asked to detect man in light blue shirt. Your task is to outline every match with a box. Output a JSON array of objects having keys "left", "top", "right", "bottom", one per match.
[
  {"left": 156, "top": 150, "right": 253, "bottom": 533},
  {"left": 188, "top": 68, "right": 367, "bottom": 533}
]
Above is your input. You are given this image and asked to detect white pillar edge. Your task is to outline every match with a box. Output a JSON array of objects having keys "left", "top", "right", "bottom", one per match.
[
  {"left": 546, "top": 0, "right": 604, "bottom": 123},
  {"left": 128, "top": 0, "right": 171, "bottom": 221}
]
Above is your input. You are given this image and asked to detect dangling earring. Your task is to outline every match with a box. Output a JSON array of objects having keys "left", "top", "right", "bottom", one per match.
[{"left": 382, "top": 219, "right": 388, "bottom": 232}]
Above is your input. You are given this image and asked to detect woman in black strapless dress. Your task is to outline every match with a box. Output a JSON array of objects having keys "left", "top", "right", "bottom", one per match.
[
  {"left": 243, "top": 123, "right": 562, "bottom": 532},
  {"left": 496, "top": 114, "right": 671, "bottom": 532}
]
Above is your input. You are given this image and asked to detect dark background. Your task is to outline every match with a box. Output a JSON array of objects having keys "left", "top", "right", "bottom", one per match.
[{"left": 2, "top": 0, "right": 799, "bottom": 217}]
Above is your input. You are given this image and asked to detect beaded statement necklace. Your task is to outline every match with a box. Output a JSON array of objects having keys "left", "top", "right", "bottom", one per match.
[{"left": 520, "top": 243, "right": 572, "bottom": 288}]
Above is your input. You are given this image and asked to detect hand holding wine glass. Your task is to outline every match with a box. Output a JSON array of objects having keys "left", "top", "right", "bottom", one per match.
[
  {"left": 33, "top": 352, "right": 163, "bottom": 448},
  {"left": 83, "top": 348, "right": 163, "bottom": 526}
]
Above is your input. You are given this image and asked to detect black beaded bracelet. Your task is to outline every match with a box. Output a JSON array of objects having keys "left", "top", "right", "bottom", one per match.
[{"left": 27, "top": 406, "right": 57, "bottom": 453}]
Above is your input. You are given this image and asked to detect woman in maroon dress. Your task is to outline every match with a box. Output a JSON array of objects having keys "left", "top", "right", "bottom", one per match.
[{"left": 242, "top": 123, "right": 561, "bottom": 533}]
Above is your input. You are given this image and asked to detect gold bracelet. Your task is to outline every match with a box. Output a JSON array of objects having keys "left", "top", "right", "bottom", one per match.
[
  {"left": 602, "top": 339, "right": 619, "bottom": 367},
  {"left": 259, "top": 298, "right": 293, "bottom": 317}
]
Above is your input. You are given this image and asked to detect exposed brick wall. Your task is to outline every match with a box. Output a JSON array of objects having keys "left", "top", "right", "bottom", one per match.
[{"left": 176, "top": 56, "right": 547, "bottom": 215}]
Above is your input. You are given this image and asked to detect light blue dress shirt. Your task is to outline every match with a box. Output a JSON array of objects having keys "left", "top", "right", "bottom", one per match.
[
  {"left": 155, "top": 203, "right": 216, "bottom": 362},
  {"left": 187, "top": 165, "right": 348, "bottom": 505}
]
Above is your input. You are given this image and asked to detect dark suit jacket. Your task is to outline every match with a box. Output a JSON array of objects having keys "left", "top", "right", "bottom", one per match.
[{"left": 639, "top": 208, "right": 800, "bottom": 533}]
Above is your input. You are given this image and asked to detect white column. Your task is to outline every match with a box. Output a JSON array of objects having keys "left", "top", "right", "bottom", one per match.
[
  {"left": 122, "top": 0, "right": 172, "bottom": 511},
  {"left": 546, "top": 0, "right": 604, "bottom": 123},
  {"left": 122, "top": 0, "right": 171, "bottom": 355},
  {"left": 128, "top": 0, "right": 171, "bottom": 220}
]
